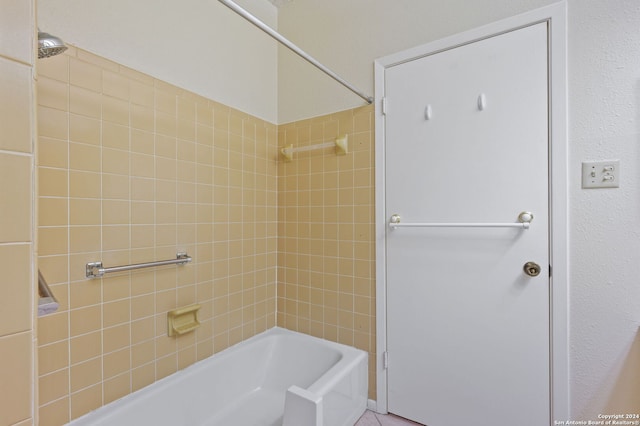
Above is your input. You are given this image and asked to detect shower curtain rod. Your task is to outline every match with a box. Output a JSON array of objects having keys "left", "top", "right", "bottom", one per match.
[{"left": 218, "top": 0, "right": 374, "bottom": 104}]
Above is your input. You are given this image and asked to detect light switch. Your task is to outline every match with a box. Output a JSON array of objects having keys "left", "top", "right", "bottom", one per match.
[{"left": 581, "top": 160, "right": 620, "bottom": 188}]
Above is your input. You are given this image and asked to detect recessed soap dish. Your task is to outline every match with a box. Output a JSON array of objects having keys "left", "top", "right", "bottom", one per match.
[{"left": 167, "top": 304, "right": 201, "bottom": 337}]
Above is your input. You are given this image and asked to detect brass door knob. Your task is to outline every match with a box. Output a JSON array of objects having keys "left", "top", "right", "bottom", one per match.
[{"left": 523, "top": 262, "right": 541, "bottom": 277}]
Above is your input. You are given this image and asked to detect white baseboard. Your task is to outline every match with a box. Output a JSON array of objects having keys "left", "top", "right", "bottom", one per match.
[{"left": 366, "top": 399, "right": 378, "bottom": 412}]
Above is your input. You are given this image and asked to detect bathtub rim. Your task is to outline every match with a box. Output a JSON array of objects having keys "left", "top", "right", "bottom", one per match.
[{"left": 68, "top": 326, "right": 368, "bottom": 425}]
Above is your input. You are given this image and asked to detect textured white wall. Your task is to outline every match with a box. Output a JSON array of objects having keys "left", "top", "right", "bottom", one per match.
[
  {"left": 277, "top": 0, "right": 640, "bottom": 419},
  {"left": 37, "top": 0, "right": 279, "bottom": 123},
  {"left": 567, "top": 0, "right": 640, "bottom": 416}
]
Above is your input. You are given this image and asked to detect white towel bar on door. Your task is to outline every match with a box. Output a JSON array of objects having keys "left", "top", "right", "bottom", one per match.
[
  {"left": 86, "top": 253, "right": 192, "bottom": 279},
  {"left": 388, "top": 212, "right": 533, "bottom": 230}
]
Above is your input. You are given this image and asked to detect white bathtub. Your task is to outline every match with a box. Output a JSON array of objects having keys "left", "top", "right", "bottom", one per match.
[{"left": 69, "top": 327, "right": 368, "bottom": 426}]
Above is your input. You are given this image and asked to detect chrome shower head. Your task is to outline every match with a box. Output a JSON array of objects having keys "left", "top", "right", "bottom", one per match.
[{"left": 38, "top": 31, "right": 67, "bottom": 59}]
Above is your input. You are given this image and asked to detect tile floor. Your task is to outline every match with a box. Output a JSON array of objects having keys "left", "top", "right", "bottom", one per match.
[{"left": 355, "top": 410, "right": 424, "bottom": 426}]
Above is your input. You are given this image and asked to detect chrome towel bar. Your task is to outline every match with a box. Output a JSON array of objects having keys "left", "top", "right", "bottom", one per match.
[
  {"left": 388, "top": 212, "right": 533, "bottom": 230},
  {"left": 389, "top": 222, "right": 530, "bottom": 229},
  {"left": 86, "top": 253, "right": 192, "bottom": 279}
]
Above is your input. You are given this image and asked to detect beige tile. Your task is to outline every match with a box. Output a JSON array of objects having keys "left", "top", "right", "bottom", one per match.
[
  {"left": 39, "top": 340, "right": 69, "bottom": 376},
  {"left": 131, "top": 177, "right": 154, "bottom": 201},
  {"left": 156, "top": 111, "right": 176, "bottom": 137},
  {"left": 104, "top": 347, "right": 130, "bottom": 379},
  {"left": 0, "top": 59, "right": 32, "bottom": 153},
  {"left": 70, "top": 58, "right": 102, "bottom": 93},
  {"left": 130, "top": 80, "right": 154, "bottom": 107},
  {"left": 103, "top": 200, "right": 130, "bottom": 225},
  {"left": 69, "top": 142, "right": 101, "bottom": 172},
  {"left": 69, "top": 306, "right": 101, "bottom": 337},
  {"left": 104, "top": 372, "right": 131, "bottom": 405},
  {"left": 103, "top": 173, "right": 130, "bottom": 200},
  {"left": 104, "top": 299, "right": 131, "bottom": 328},
  {"left": 156, "top": 135, "right": 177, "bottom": 158},
  {"left": 69, "top": 170, "right": 101, "bottom": 199},
  {"left": 120, "top": 65, "right": 154, "bottom": 85},
  {"left": 76, "top": 50, "right": 119, "bottom": 72},
  {"left": 70, "top": 357, "right": 102, "bottom": 392},
  {"left": 39, "top": 397, "right": 70, "bottom": 426},
  {"left": 38, "top": 76, "right": 68, "bottom": 111},
  {"left": 70, "top": 114, "right": 101, "bottom": 145},
  {"left": 177, "top": 160, "right": 196, "bottom": 183},
  {"left": 178, "top": 119, "right": 195, "bottom": 141},
  {"left": 103, "top": 70, "right": 130, "bottom": 100},
  {"left": 69, "top": 85, "right": 101, "bottom": 119},
  {"left": 39, "top": 197, "right": 67, "bottom": 227},
  {"left": 103, "top": 122, "right": 130, "bottom": 151},
  {"left": 102, "top": 225, "right": 130, "bottom": 251},
  {"left": 156, "top": 180, "right": 176, "bottom": 202},
  {"left": 39, "top": 368, "right": 69, "bottom": 406},
  {"left": 69, "top": 198, "right": 100, "bottom": 226},
  {"left": 156, "top": 157, "right": 176, "bottom": 181},
  {"left": 131, "top": 104, "right": 154, "bottom": 132},
  {"left": 103, "top": 323, "right": 130, "bottom": 353},
  {"left": 101, "top": 148, "right": 130, "bottom": 176},
  {"left": 38, "top": 136, "right": 68, "bottom": 168},
  {"left": 0, "top": 332, "right": 32, "bottom": 425},
  {"left": 103, "top": 95, "right": 129, "bottom": 125},
  {"left": 70, "top": 331, "right": 102, "bottom": 365},
  {"left": 38, "top": 255, "right": 69, "bottom": 288},
  {"left": 12, "top": 417, "right": 33, "bottom": 425},
  {"left": 69, "top": 278, "right": 101, "bottom": 309},
  {"left": 131, "top": 129, "right": 153, "bottom": 154},
  {"left": 132, "top": 362, "right": 155, "bottom": 393},
  {"left": 70, "top": 384, "right": 102, "bottom": 420},
  {"left": 130, "top": 298, "right": 154, "bottom": 329},
  {"left": 0, "top": 153, "right": 31, "bottom": 242},
  {"left": 69, "top": 225, "right": 101, "bottom": 253},
  {"left": 0, "top": 0, "right": 32, "bottom": 63},
  {"left": 131, "top": 153, "right": 155, "bottom": 178},
  {"left": 38, "top": 311, "right": 69, "bottom": 345},
  {"left": 0, "top": 243, "right": 31, "bottom": 335},
  {"left": 38, "top": 106, "right": 68, "bottom": 140},
  {"left": 155, "top": 88, "right": 176, "bottom": 114},
  {"left": 131, "top": 334, "right": 154, "bottom": 368},
  {"left": 131, "top": 225, "right": 154, "bottom": 249},
  {"left": 39, "top": 167, "right": 68, "bottom": 198},
  {"left": 156, "top": 353, "right": 177, "bottom": 380},
  {"left": 131, "top": 201, "right": 155, "bottom": 225},
  {"left": 103, "top": 275, "right": 131, "bottom": 302}
]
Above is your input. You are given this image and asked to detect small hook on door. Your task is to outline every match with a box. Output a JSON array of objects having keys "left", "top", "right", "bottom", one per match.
[
  {"left": 424, "top": 104, "right": 433, "bottom": 120},
  {"left": 477, "top": 93, "right": 487, "bottom": 111}
]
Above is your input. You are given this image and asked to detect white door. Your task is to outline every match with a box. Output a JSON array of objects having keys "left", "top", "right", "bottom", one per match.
[{"left": 384, "top": 23, "right": 550, "bottom": 426}]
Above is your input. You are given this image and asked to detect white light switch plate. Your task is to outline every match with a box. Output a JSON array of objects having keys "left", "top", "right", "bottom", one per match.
[{"left": 581, "top": 160, "right": 620, "bottom": 188}]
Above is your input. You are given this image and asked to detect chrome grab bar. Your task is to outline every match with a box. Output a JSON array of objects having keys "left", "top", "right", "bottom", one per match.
[
  {"left": 86, "top": 252, "right": 192, "bottom": 279},
  {"left": 388, "top": 212, "right": 533, "bottom": 230}
]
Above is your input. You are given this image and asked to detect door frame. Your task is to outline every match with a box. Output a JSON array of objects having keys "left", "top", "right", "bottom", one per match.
[{"left": 373, "top": 2, "right": 568, "bottom": 421}]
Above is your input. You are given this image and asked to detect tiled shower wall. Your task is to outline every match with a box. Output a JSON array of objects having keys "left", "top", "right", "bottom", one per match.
[
  {"left": 36, "top": 46, "right": 278, "bottom": 424},
  {"left": 36, "top": 44, "right": 377, "bottom": 423},
  {"left": 0, "top": 0, "right": 36, "bottom": 424},
  {"left": 276, "top": 106, "right": 377, "bottom": 400}
]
